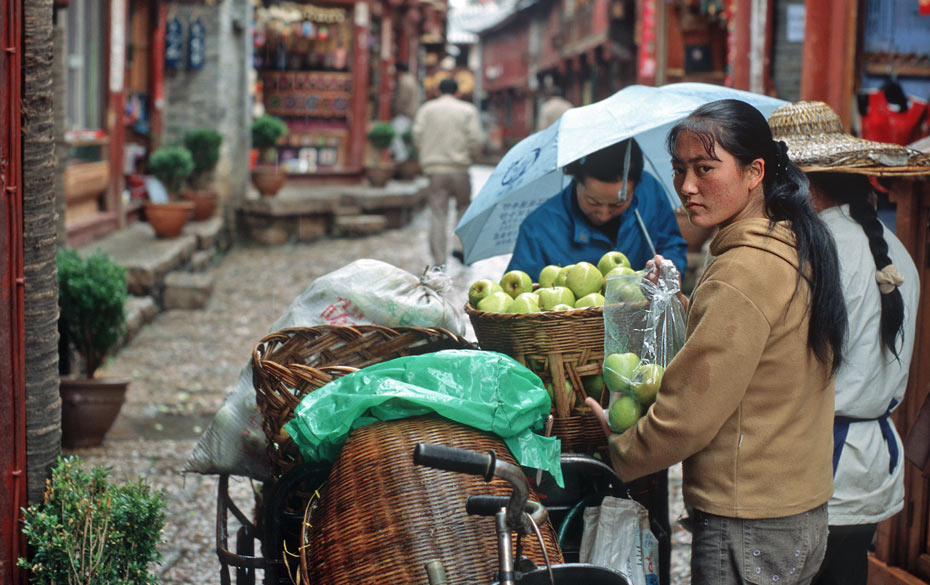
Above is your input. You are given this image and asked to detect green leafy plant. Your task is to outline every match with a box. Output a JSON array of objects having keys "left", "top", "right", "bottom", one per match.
[
  {"left": 147, "top": 146, "right": 194, "bottom": 197},
  {"left": 251, "top": 114, "right": 288, "bottom": 164},
  {"left": 182, "top": 129, "right": 223, "bottom": 189},
  {"left": 19, "top": 456, "right": 167, "bottom": 585},
  {"left": 400, "top": 129, "right": 417, "bottom": 161},
  {"left": 57, "top": 247, "right": 128, "bottom": 378},
  {"left": 367, "top": 121, "right": 396, "bottom": 150}
]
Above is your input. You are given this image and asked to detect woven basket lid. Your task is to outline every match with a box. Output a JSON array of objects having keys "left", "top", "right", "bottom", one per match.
[{"left": 768, "top": 101, "right": 930, "bottom": 176}]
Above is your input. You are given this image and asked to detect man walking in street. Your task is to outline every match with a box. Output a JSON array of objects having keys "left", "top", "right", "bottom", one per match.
[
  {"left": 413, "top": 77, "right": 484, "bottom": 266},
  {"left": 391, "top": 63, "right": 419, "bottom": 162}
]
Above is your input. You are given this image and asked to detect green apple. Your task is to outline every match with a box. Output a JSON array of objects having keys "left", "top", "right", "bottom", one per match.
[
  {"left": 537, "top": 286, "right": 576, "bottom": 310},
  {"left": 574, "top": 292, "right": 605, "bottom": 308},
  {"left": 555, "top": 264, "right": 575, "bottom": 287},
  {"left": 500, "top": 270, "right": 533, "bottom": 299},
  {"left": 604, "top": 266, "right": 636, "bottom": 282},
  {"left": 546, "top": 379, "right": 574, "bottom": 407},
  {"left": 468, "top": 279, "right": 504, "bottom": 307},
  {"left": 603, "top": 352, "right": 640, "bottom": 393},
  {"left": 618, "top": 281, "right": 647, "bottom": 302},
  {"left": 506, "top": 292, "right": 541, "bottom": 314},
  {"left": 538, "top": 265, "right": 562, "bottom": 288},
  {"left": 565, "top": 262, "right": 603, "bottom": 299},
  {"left": 597, "top": 250, "right": 632, "bottom": 276},
  {"left": 477, "top": 290, "right": 513, "bottom": 313},
  {"left": 632, "top": 363, "right": 664, "bottom": 405},
  {"left": 608, "top": 395, "right": 642, "bottom": 432},
  {"left": 582, "top": 373, "right": 605, "bottom": 401},
  {"left": 551, "top": 303, "right": 575, "bottom": 311}
]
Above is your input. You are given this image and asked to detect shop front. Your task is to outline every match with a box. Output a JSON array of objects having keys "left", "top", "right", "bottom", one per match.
[{"left": 254, "top": 2, "right": 364, "bottom": 178}]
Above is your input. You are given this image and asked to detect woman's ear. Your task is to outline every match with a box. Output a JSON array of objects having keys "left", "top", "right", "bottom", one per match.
[{"left": 746, "top": 158, "right": 765, "bottom": 191}]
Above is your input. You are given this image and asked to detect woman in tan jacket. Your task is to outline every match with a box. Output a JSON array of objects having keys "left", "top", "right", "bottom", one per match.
[{"left": 588, "top": 99, "right": 848, "bottom": 585}]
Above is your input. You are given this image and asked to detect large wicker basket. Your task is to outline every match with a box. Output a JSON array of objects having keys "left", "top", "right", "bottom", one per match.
[
  {"left": 300, "top": 416, "right": 564, "bottom": 585},
  {"left": 252, "top": 325, "right": 476, "bottom": 479},
  {"left": 465, "top": 301, "right": 649, "bottom": 454}
]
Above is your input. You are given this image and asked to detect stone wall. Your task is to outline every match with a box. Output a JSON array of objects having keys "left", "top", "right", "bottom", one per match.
[{"left": 162, "top": 0, "right": 252, "bottom": 219}]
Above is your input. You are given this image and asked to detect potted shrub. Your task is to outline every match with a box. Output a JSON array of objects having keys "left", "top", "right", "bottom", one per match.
[
  {"left": 251, "top": 114, "right": 288, "bottom": 197},
  {"left": 396, "top": 128, "right": 420, "bottom": 180},
  {"left": 182, "top": 128, "right": 223, "bottom": 220},
  {"left": 57, "top": 247, "right": 131, "bottom": 447},
  {"left": 365, "top": 121, "right": 396, "bottom": 187},
  {"left": 145, "top": 145, "right": 196, "bottom": 237},
  {"left": 19, "top": 456, "right": 167, "bottom": 584}
]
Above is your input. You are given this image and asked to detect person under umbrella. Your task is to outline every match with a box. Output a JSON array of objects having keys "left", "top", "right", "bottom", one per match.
[
  {"left": 506, "top": 138, "right": 687, "bottom": 279},
  {"left": 769, "top": 100, "right": 925, "bottom": 585}
]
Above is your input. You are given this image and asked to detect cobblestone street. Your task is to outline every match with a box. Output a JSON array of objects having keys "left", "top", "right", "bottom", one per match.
[{"left": 64, "top": 167, "right": 691, "bottom": 584}]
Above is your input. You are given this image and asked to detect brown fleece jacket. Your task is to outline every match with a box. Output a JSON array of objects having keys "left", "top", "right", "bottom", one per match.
[{"left": 608, "top": 218, "right": 835, "bottom": 518}]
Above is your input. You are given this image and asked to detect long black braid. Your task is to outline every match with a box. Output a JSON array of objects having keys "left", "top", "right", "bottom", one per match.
[{"left": 809, "top": 172, "right": 906, "bottom": 359}]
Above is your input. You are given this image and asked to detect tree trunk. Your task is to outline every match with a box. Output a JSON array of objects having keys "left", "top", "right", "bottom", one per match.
[{"left": 22, "top": 0, "right": 60, "bottom": 504}]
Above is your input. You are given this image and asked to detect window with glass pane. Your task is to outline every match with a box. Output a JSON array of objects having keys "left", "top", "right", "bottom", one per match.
[{"left": 66, "top": 0, "right": 107, "bottom": 132}]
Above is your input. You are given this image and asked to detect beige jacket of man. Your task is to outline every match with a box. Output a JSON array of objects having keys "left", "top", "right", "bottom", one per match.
[
  {"left": 412, "top": 94, "right": 484, "bottom": 174},
  {"left": 538, "top": 95, "right": 573, "bottom": 129},
  {"left": 609, "top": 218, "right": 835, "bottom": 519}
]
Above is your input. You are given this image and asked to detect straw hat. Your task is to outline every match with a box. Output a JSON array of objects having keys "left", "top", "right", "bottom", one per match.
[{"left": 768, "top": 101, "right": 930, "bottom": 176}]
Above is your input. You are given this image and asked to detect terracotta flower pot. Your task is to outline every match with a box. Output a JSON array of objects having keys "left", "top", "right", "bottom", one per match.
[
  {"left": 182, "top": 188, "right": 218, "bottom": 221},
  {"left": 144, "top": 201, "right": 195, "bottom": 238},
  {"left": 395, "top": 159, "right": 420, "bottom": 181},
  {"left": 251, "top": 167, "right": 286, "bottom": 197},
  {"left": 365, "top": 164, "right": 394, "bottom": 188},
  {"left": 60, "top": 377, "right": 129, "bottom": 448}
]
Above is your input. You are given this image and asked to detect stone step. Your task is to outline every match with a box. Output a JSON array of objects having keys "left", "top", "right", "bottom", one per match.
[
  {"left": 333, "top": 214, "right": 388, "bottom": 237},
  {"left": 122, "top": 296, "right": 158, "bottom": 347},
  {"left": 190, "top": 249, "right": 215, "bottom": 272},
  {"left": 163, "top": 271, "right": 215, "bottom": 310}
]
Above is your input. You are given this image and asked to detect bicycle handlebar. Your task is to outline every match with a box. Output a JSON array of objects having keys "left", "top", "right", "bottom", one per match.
[
  {"left": 413, "top": 443, "right": 497, "bottom": 482},
  {"left": 413, "top": 443, "right": 547, "bottom": 533}
]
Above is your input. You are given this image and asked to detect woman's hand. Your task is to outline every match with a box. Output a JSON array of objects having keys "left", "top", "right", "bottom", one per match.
[
  {"left": 585, "top": 397, "right": 612, "bottom": 439},
  {"left": 644, "top": 254, "right": 690, "bottom": 312}
]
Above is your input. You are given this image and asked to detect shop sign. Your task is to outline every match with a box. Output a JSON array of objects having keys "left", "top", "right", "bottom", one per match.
[
  {"left": 188, "top": 18, "right": 206, "bottom": 70},
  {"left": 166, "top": 17, "right": 184, "bottom": 70}
]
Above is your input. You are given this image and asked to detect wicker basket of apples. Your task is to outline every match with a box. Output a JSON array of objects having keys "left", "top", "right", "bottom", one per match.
[{"left": 465, "top": 252, "right": 649, "bottom": 453}]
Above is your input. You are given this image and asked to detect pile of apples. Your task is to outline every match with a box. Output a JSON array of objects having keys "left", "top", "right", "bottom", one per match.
[
  {"left": 468, "top": 250, "right": 646, "bottom": 314},
  {"left": 602, "top": 351, "right": 665, "bottom": 433}
]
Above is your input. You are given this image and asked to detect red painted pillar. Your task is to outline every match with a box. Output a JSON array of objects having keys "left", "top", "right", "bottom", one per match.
[
  {"left": 377, "top": 12, "right": 394, "bottom": 121},
  {"left": 349, "top": 2, "right": 371, "bottom": 171},
  {"left": 729, "top": 0, "right": 751, "bottom": 90},
  {"left": 1, "top": 0, "right": 26, "bottom": 583},
  {"left": 801, "top": 0, "right": 857, "bottom": 126},
  {"left": 149, "top": 2, "right": 166, "bottom": 149},
  {"left": 107, "top": 0, "right": 127, "bottom": 225}
]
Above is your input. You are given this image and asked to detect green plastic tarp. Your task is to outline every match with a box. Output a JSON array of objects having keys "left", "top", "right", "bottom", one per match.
[{"left": 285, "top": 349, "right": 564, "bottom": 486}]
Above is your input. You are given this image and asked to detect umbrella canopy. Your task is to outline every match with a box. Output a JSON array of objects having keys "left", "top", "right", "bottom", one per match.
[{"left": 457, "top": 83, "right": 789, "bottom": 264}]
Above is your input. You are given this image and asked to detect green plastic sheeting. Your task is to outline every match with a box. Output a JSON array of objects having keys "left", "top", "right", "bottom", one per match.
[{"left": 285, "top": 349, "right": 564, "bottom": 486}]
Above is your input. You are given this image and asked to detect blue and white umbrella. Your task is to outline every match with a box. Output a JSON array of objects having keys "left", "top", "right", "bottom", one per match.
[{"left": 456, "top": 83, "right": 789, "bottom": 265}]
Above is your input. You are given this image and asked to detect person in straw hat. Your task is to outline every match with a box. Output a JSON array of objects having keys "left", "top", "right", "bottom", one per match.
[{"left": 769, "top": 100, "right": 925, "bottom": 585}]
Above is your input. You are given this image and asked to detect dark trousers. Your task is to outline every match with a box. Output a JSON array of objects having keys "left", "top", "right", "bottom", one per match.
[{"left": 812, "top": 523, "right": 877, "bottom": 585}]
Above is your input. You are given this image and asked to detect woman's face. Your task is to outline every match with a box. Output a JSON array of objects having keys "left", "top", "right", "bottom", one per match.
[
  {"left": 671, "top": 130, "right": 766, "bottom": 228},
  {"left": 576, "top": 176, "right": 636, "bottom": 225}
]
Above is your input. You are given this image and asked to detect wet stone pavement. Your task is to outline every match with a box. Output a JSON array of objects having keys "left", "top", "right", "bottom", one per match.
[{"left": 64, "top": 167, "right": 691, "bottom": 585}]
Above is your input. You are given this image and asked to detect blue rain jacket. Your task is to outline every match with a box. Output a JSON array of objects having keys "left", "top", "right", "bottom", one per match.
[{"left": 506, "top": 173, "right": 688, "bottom": 278}]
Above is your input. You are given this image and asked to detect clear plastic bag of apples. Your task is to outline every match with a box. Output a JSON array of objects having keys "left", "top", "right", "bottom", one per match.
[{"left": 601, "top": 259, "right": 686, "bottom": 433}]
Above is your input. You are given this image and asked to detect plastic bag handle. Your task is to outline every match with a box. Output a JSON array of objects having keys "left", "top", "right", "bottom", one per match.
[{"left": 413, "top": 443, "right": 496, "bottom": 482}]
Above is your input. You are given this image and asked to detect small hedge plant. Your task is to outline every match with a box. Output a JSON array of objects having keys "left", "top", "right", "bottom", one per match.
[
  {"left": 147, "top": 146, "right": 194, "bottom": 197},
  {"left": 19, "top": 456, "right": 167, "bottom": 585},
  {"left": 251, "top": 114, "right": 288, "bottom": 163},
  {"left": 183, "top": 129, "right": 223, "bottom": 189},
  {"left": 367, "top": 121, "right": 396, "bottom": 150},
  {"left": 57, "top": 247, "right": 128, "bottom": 379}
]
